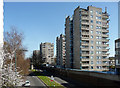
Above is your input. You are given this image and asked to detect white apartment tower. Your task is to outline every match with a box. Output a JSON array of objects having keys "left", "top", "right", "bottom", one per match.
[
  {"left": 56, "top": 34, "right": 66, "bottom": 68},
  {"left": 40, "top": 42, "right": 54, "bottom": 65},
  {"left": 65, "top": 6, "right": 109, "bottom": 71}
]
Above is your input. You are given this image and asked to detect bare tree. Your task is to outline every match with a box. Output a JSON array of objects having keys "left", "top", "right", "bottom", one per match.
[{"left": 0, "top": 26, "right": 30, "bottom": 87}]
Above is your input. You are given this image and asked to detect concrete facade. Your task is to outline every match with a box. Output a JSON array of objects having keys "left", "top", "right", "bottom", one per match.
[
  {"left": 40, "top": 42, "right": 54, "bottom": 65},
  {"left": 56, "top": 34, "right": 66, "bottom": 68},
  {"left": 109, "top": 57, "right": 115, "bottom": 71},
  {"left": 65, "top": 6, "right": 109, "bottom": 71},
  {"left": 115, "top": 38, "right": 120, "bottom": 74}
]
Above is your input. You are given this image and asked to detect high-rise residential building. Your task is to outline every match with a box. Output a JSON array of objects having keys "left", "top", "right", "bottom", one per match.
[
  {"left": 65, "top": 6, "right": 109, "bottom": 71},
  {"left": 115, "top": 38, "right": 120, "bottom": 74},
  {"left": 56, "top": 34, "right": 66, "bottom": 68},
  {"left": 40, "top": 42, "right": 54, "bottom": 65}
]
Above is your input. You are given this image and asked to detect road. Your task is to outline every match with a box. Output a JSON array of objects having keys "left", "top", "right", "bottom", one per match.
[{"left": 26, "top": 76, "right": 47, "bottom": 88}]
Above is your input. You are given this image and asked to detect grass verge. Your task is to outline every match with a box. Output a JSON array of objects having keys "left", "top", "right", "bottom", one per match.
[{"left": 38, "top": 76, "right": 65, "bottom": 88}]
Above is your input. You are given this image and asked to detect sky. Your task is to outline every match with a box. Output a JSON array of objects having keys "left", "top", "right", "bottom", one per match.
[{"left": 4, "top": 2, "right": 118, "bottom": 58}]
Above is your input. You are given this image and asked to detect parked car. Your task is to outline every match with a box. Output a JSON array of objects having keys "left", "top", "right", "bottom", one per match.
[{"left": 22, "top": 80, "right": 30, "bottom": 87}]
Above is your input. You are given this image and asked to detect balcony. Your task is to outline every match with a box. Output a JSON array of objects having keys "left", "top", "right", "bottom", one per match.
[
  {"left": 102, "top": 15, "right": 109, "bottom": 19},
  {"left": 82, "top": 37, "right": 89, "bottom": 40},
  {"left": 81, "top": 26, "right": 89, "bottom": 30},
  {"left": 102, "top": 29, "right": 109, "bottom": 33},
  {"left": 102, "top": 53, "right": 109, "bottom": 56},
  {"left": 82, "top": 53, "right": 89, "bottom": 56},
  {"left": 81, "top": 21, "right": 89, "bottom": 25},
  {"left": 81, "top": 42, "right": 89, "bottom": 45},
  {"left": 82, "top": 58, "right": 89, "bottom": 61},
  {"left": 81, "top": 11, "right": 88, "bottom": 15},
  {"left": 81, "top": 16, "right": 89, "bottom": 20},
  {"left": 102, "top": 34, "right": 109, "bottom": 38},
  {"left": 81, "top": 47, "right": 89, "bottom": 51},
  {"left": 102, "top": 63, "right": 109, "bottom": 66},
  {"left": 82, "top": 63, "right": 89, "bottom": 66},
  {"left": 82, "top": 32, "right": 89, "bottom": 35},
  {"left": 102, "top": 13, "right": 109, "bottom": 19},
  {"left": 102, "top": 38, "right": 109, "bottom": 42},
  {"left": 102, "top": 24, "right": 109, "bottom": 28},
  {"left": 102, "top": 44, "right": 109, "bottom": 47},
  {"left": 102, "top": 49, "right": 109, "bottom": 52}
]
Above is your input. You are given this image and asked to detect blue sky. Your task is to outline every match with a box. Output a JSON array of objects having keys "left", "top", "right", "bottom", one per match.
[{"left": 4, "top": 2, "right": 118, "bottom": 58}]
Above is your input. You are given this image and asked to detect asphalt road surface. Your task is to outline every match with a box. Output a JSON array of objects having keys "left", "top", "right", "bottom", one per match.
[{"left": 26, "top": 76, "right": 47, "bottom": 88}]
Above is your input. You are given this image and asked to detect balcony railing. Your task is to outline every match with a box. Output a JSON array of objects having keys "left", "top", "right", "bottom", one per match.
[
  {"left": 82, "top": 37, "right": 89, "bottom": 40},
  {"left": 81, "top": 21, "right": 89, "bottom": 25},
  {"left": 102, "top": 38, "right": 109, "bottom": 42},
  {"left": 81, "top": 42, "right": 89, "bottom": 45},
  {"left": 82, "top": 32, "right": 89, "bottom": 35},
  {"left": 102, "top": 24, "right": 109, "bottom": 28},
  {"left": 102, "top": 34, "right": 109, "bottom": 37},
  {"left": 102, "top": 29, "right": 109, "bottom": 33},
  {"left": 102, "top": 49, "right": 109, "bottom": 52},
  {"left": 102, "top": 15, "right": 109, "bottom": 19},
  {"left": 81, "top": 26, "right": 89, "bottom": 30},
  {"left": 82, "top": 53, "right": 89, "bottom": 56},
  {"left": 102, "top": 44, "right": 109, "bottom": 47},
  {"left": 82, "top": 63, "right": 89, "bottom": 66},
  {"left": 102, "top": 53, "right": 109, "bottom": 56},
  {"left": 81, "top": 16, "right": 89, "bottom": 20},
  {"left": 81, "top": 11, "right": 88, "bottom": 15},
  {"left": 82, "top": 58, "right": 89, "bottom": 61}
]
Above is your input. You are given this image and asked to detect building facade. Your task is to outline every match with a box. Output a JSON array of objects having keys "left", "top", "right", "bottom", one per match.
[
  {"left": 109, "top": 57, "right": 115, "bottom": 71},
  {"left": 40, "top": 42, "right": 54, "bottom": 65},
  {"left": 56, "top": 34, "right": 66, "bottom": 68},
  {"left": 65, "top": 6, "right": 109, "bottom": 71},
  {"left": 115, "top": 38, "right": 120, "bottom": 74}
]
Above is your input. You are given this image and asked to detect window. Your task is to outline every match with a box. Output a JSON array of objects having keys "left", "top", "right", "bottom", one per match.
[
  {"left": 91, "top": 15, "right": 93, "bottom": 18},
  {"left": 96, "top": 51, "right": 101, "bottom": 54},
  {"left": 91, "top": 61, "right": 93, "bottom": 64},
  {"left": 91, "top": 66, "right": 93, "bottom": 69},
  {"left": 96, "top": 11, "right": 98, "bottom": 14},
  {"left": 91, "top": 41, "right": 93, "bottom": 44},
  {"left": 96, "top": 56, "right": 100, "bottom": 59},
  {"left": 91, "top": 25, "right": 93, "bottom": 29},
  {"left": 99, "top": 12, "right": 102, "bottom": 15},
  {"left": 96, "top": 31, "right": 101, "bottom": 34},
  {"left": 96, "top": 46, "right": 101, "bottom": 49},
  {"left": 98, "top": 16, "right": 101, "bottom": 19},
  {"left": 91, "top": 30, "right": 93, "bottom": 34},
  {"left": 91, "top": 46, "right": 93, "bottom": 49},
  {"left": 96, "top": 21, "right": 101, "bottom": 25},
  {"left": 91, "top": 51, "right": 93, "bottom": 54},
  {"left": 91, "top": 20, "right": 93, "bottom": 23},
  {"left": 96, "top": 16, "right": 101, "bottom": 20},
  {"left": 96, "top": 26, "right": 101, "bottom": 29},
  {"left": 97, "top": 61, "right": 99, "bottom": 64},
  {"left": 96, "top": 36, "right": 99, "bottom": 39},
  {"left": 91, "top": 56, "right": 93, "bottom": 59},
  {"left": 91, "top": 36, "right": 93, "bottom": 38},
  {"left": 90, "top": 10, "right": 93, "bottom": 14}
]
